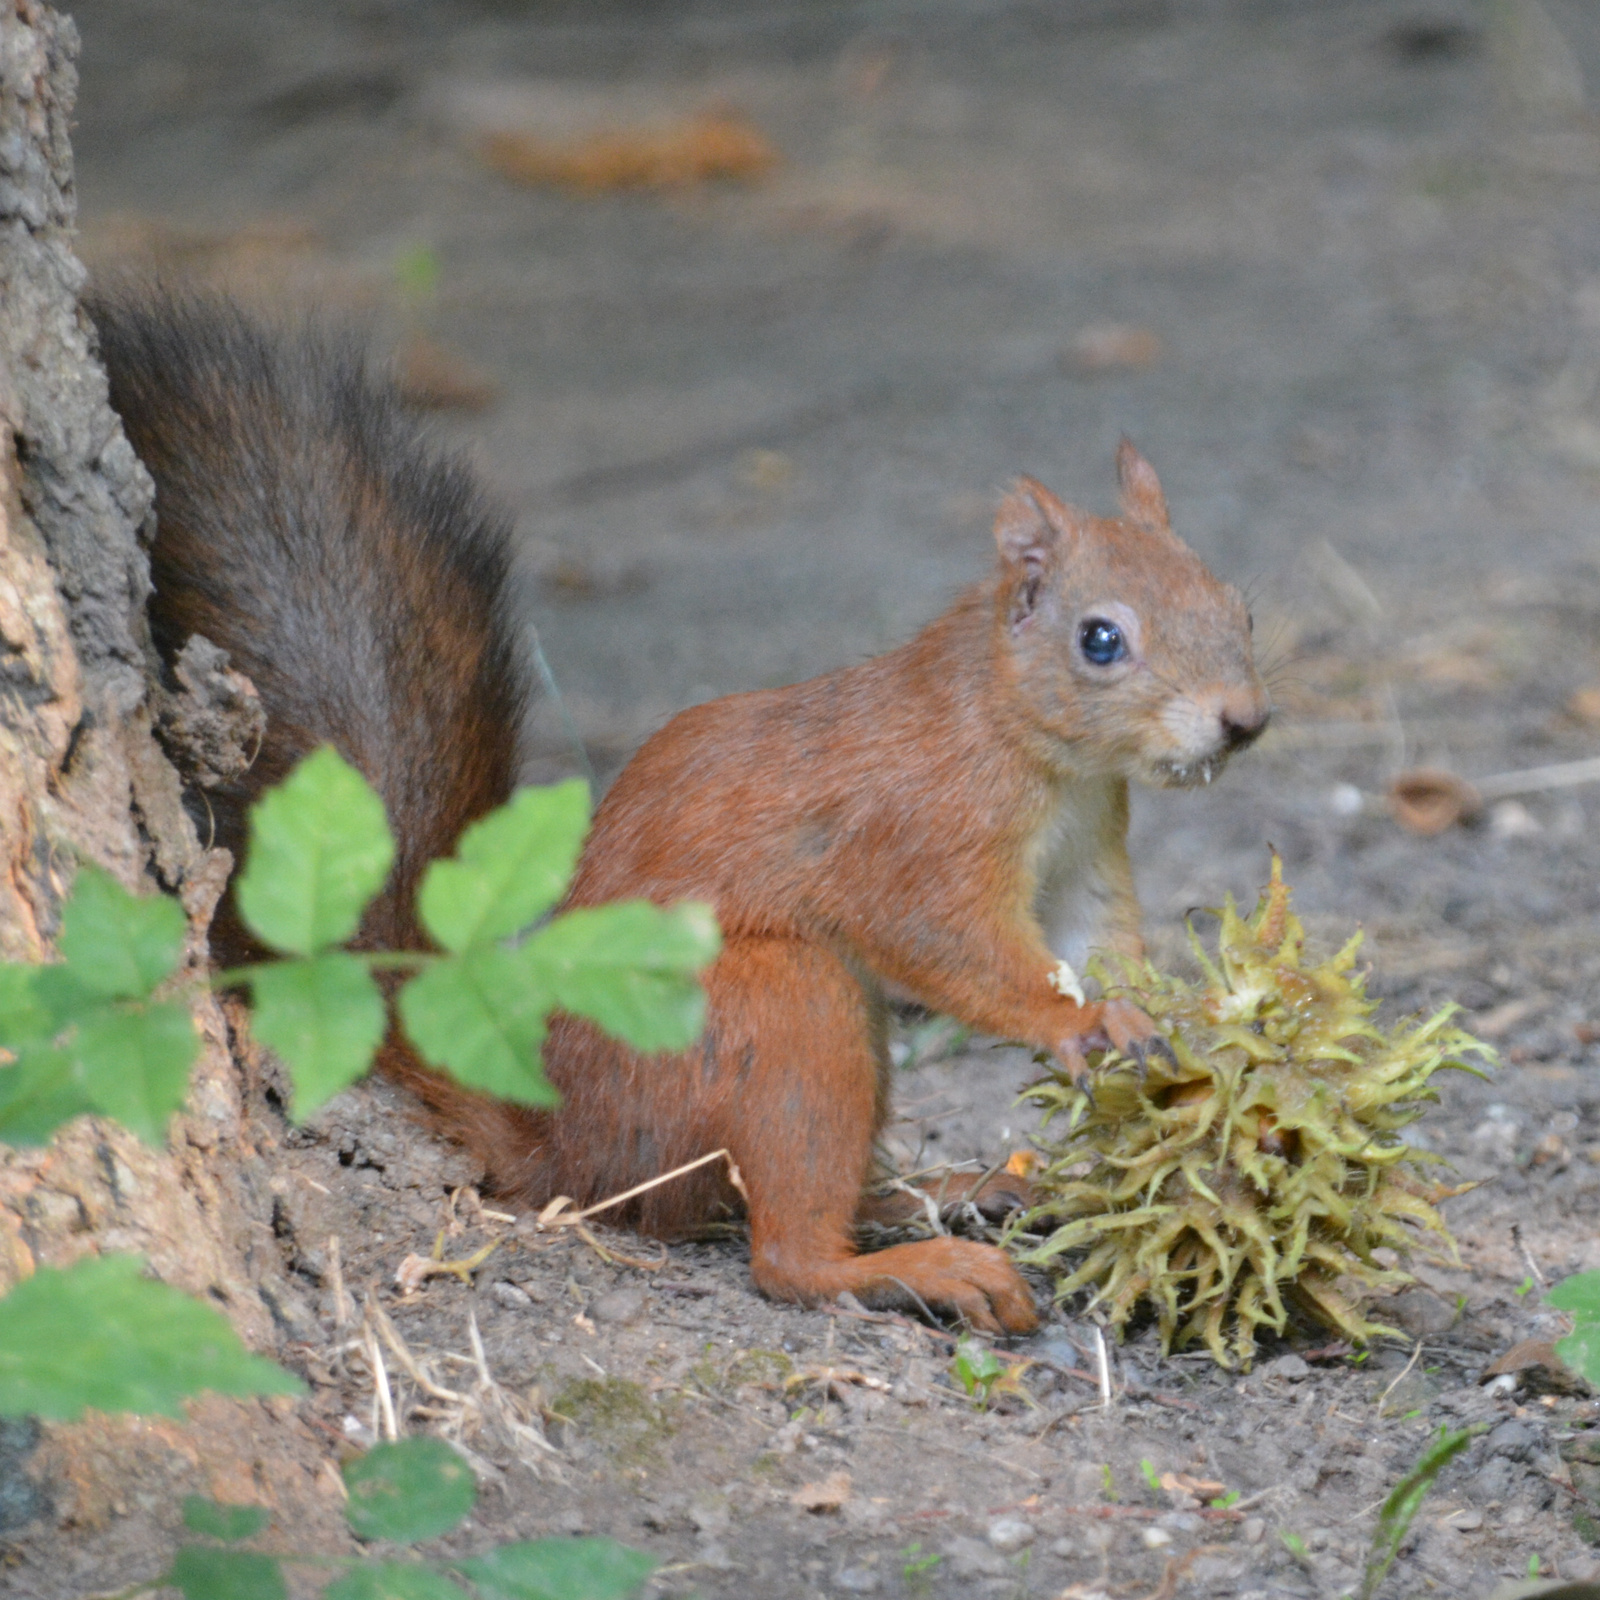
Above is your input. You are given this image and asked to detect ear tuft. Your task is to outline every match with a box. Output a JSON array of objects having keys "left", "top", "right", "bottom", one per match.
[
  {"left": 994, "top": 476, "right": 1079, "bottom": 572},
  {"left": 1115, "top": 438, "right": 1170, "bottom": 529}
]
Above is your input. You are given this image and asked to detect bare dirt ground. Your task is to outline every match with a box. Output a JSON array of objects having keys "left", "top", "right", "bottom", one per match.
[{"left": 9, "top": 1, "right": 1600, "bottom": 1596}]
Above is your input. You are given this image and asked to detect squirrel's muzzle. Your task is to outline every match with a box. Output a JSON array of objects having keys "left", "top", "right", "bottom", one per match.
[{"left": 1218, "top": 693, "right": 1271, "bottom": 753}]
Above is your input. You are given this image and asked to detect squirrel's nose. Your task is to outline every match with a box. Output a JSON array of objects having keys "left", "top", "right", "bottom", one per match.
[{"left": 1219, "top": 694, "right": 1271, "bottom": 752}]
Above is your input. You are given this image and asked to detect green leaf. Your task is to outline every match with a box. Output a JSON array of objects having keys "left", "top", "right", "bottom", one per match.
[
  {"left": 0, "top": 1254, "right": 303, "bottom": 1420},
  {"left": 181, "top": 1497, "right": 272, "bottom": 1541},
  {"left": 343, "top": 1438, "right": 476, "bottom": 1544},
  {"left": 250, "top": 954, "right": 387, "bottom": 1120},
  {"left": 326, "top": 1564, "right": 472, "bottom": 1600},
  {"left": 31, "top": 962, "right": 106, "bottom": 1030},
  {"left": 455, "top": 1538, "right": 657, "bottom": 1600},
  {"left": 1557, "top": 1323, "right": 1600, "bottom": 1386},
  {"left": 418, "top": 781, "right": 589, "bottom": 953},
  {"left": 0, "top": 1047, "right": 94, "bottom": 1146},
  {"left": 72, "top": 1001, "right": 198, "bottom": 1144},
  {"left": 236, "top": 747, "right": 395, "bottom": 956},
  {"left": 521, "top": 901, "right": 719, "bottom": 1053},
  {"left": 56, "top": 864, "right": 186, "bottom": 1000},
  {"left": 1546, "top": 1271, "right": 1600, "bottom": 1322},
  {"left": 399, "top": 950, "right": 559, "bottom": 1108},
  {"left": 1359, "top": 1424, "right": 1483, "bottom": 1600},
  {"left": 168, "top": 1547, "right": 287, "bottom": 1600},
  {"left": 0, "top": 965, "right": 57, "bottom": 1050}
]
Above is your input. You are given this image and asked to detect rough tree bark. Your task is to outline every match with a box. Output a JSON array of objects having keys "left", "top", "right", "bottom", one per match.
[{"left": 0, "top": 0, "right": 316, "bottom": 1537}]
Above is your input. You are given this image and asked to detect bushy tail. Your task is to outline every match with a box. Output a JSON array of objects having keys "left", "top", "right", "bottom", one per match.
[
  {"left": 96, "top": 289, "right": 542, "bottom": 1185},
  {"left": 92, "top": 289, "right": 528, "bottom": 964}
]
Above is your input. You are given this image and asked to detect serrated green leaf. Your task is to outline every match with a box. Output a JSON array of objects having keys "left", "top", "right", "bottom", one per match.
[
  {"left": 0, "top": 1047, "right": 94, "bottom": 1146},
  {"left": 398, "top": 950, "right": 559, "bottom": 1107},
  {"left": 56, "top": 864, "right": 187, "bottom": 1000},
  {"left": 326, "top": 1563, "right": 471, "bottom": 1600},
  {"left": 168, "top": 1547, "right": 287, "bottom": 1600},
  {"left": 455, "top": 1538, "right": 657, "bottom": 1600},
  {"left": 31, "top": 962, "right": 105, "bottom": 1030},
  {"left": 1547, "top": 1271, "right": 1600, "bottom": 1323},
  {"left": 418, "top": 781, "right": 589, "bottom": 953},
  {"left": 343, "top": 1438, "right": 476, "bottom": 1544},
  {"left": 0, "top": 1254, "right": 303, "bottom": 1420},
  {"left": 181, "top": 1497, "right": 272, "bottom": 1541},
  {"left": 522, "top": 901, "right": 719, "bottom": 1053},
  {"left": 250, "top": 953, "right": 386, "bottom": 1120},
  {"left": 236, "top": 747, "right": 394, "bottom": 956},
  {"left": 73, "top": 1001, "right": 198, "bottom": 1144},
  {"left": 0, "top": 965, "right": 56, "bottom": 1050}
]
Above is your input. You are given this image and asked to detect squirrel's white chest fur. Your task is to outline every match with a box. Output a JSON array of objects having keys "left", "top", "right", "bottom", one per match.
[{"left": 1028, "top": 775, "right": 1127, "bottom": 970}]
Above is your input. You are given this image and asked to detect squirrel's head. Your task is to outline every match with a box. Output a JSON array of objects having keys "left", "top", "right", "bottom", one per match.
[{"left": 992, "top": 440, "right": 1270, "bottom": 788}]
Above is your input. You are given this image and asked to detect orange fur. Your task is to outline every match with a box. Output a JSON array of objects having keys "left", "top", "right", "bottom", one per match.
[
  {"left": 436, "top": 444, "right": 1268, "bottom": 1335},
  {"left": 112, "top": 303, "right": 1263, "bottom": 1337}
]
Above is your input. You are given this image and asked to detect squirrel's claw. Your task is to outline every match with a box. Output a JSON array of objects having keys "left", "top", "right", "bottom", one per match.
[
  {"left": 1057, "top": 997, "right": 1170, "bottom": 1081},
  {"left": 1056, "top": 1036, "right": 1093, "bottom": 1086},
  {"left": 1100, "top": 997, "right": 1161, "bottom": 1060}
]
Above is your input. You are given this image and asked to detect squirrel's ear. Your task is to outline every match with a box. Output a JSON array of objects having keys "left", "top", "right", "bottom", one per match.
[
  {"left": 994, "top": 477, "right": 1079, "bottom": 574},
  {"left": 1115, "top": 439, "right": 1170, "bottom": 529}
]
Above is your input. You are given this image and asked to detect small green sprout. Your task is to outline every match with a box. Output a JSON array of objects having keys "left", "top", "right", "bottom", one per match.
[
  {"left": 1139, "top": 1458, "right": 1162, "bottom": 1493},
  {"left": 395, "top": 244, "right": 442, "bottom": 304},
  {"left": 1357, "top": 1424, "right": 1483, "bottom": 1600},
  {"left": 1280, "top": 1530, "right": 1310, "bottom": 1565},
  {"left": 1515, "top": 1276, "right": 1535, "bottom": 1298},
  {"left": 902, "top": 1543, "right": 941, "bottom": 1578},
  {"left": 1210, "top": 1490, "right": 1241, "bottom": 1510},
  {"left": 951, "top": 1337, "right": 1005, "bottom": 1406}
]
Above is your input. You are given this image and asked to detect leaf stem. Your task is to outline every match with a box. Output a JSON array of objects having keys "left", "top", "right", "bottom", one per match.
[{"left": 212, "top": 950, "right": 434, "bottom": 989}]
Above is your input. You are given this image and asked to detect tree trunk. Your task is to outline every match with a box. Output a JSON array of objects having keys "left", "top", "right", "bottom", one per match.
[{"left": 0, "top": 0, "right": 317, "bottom": 1542}]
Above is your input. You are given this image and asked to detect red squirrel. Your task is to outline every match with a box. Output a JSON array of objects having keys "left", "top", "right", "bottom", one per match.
[{"left": 101, "top": 293, "right": 1268, "bottom": 1337}]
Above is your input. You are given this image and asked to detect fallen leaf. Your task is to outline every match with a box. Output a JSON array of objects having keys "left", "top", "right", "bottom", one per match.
[
  {"left": 791, "top": 1471, "right": 852, "bottom": 1513},
  {"left": 1480, "top": 1338, "right": 1591, "bottom": 1397},
  {"left": 735, "top": 448, "right": 793, "bottom": 490},
  {"left": 1568, "top": 686, "right": 1600, "bottom": 725},
  {"left": 1159, "top": 1472, "right": 1225, "bottom": 1498},
  {"left": 1061, "top": 323, "right": 1162, "bottom": 374},
  {"left": 394, "top": 336, "right": 499, "bottom": 412},
  {"left": 1472, "top": 997, "right": 1542, "bottom": 1040},
  {"left": 784, "top": 1366, "right": 891, "bottom": 1401},
  {"left": 481, "top": 110, "right": 777, "bottom": 193},
  {"left": 1299, "top": 1341, "right": 1353, "bottom": 1363},
  {"left": 1387, "top": 768, "right": 1483, "bottom": 834}
]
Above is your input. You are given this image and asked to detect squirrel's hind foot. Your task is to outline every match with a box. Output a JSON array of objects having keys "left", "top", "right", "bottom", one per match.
[{"left": 755, "top": 1237, "right": 1039, "bottom": 1335}]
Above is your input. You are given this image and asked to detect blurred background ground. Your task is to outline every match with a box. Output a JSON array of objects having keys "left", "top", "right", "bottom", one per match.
[{"left": 21, "top": 0, "right": 1600, "bottom": 1595}]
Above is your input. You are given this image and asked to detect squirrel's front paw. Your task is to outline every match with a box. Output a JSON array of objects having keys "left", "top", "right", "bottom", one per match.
[{"left": 1056, "top": 998, "right": 1168, "bottom": 1081}]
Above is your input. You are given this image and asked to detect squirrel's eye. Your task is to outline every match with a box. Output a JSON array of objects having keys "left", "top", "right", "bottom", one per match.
[{"left": 1079, "top": 617, "right": 1126, "bottom": 666}]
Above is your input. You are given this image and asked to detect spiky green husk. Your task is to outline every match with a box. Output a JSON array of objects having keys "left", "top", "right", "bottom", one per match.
[{"left": 1010, "top": 856, "right": 1493, "bottom": 1369}]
